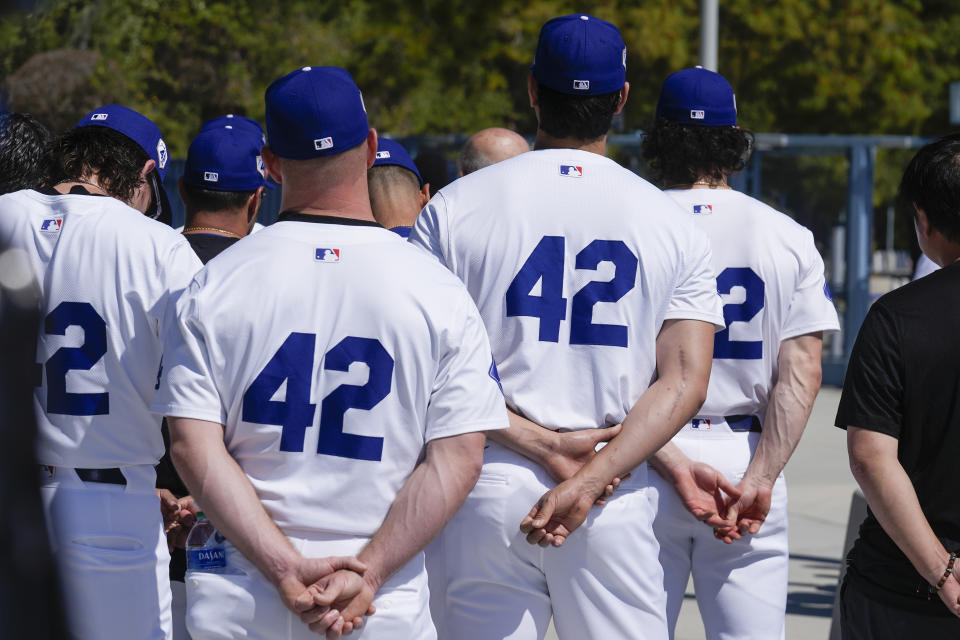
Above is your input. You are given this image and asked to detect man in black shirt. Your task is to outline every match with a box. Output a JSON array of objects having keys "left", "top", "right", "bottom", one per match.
[
  {"left": 836, "top": 133, "right": 960, "bottom": 638},
  {"left": 159, "top": 120, "right": 271, "bottom": 639},
  {"left": 177, "top": 123, "right": 269, "bottom": 262}
]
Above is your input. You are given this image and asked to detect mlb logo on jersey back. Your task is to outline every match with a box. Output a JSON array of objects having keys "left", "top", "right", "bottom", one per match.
[
  {"left": 573, "top": 79, "right": 590, "bottom": 91},
  {"left": 693, "top": 204, "right": 713, "bottom": 215},
  {"left": 559, "top": 165, "right": 583, "bottom": 178},
  {"left": 315, "top": 248, "right": 341, "bottom": 262},
  {"left": 692, "top": 418, "right": 711, "bottom": 430},
  {"left": 39, "top": 217, "right": 62, "bottom": 233},
  {"left": 314, "top": 137, "right": 334, "bottom": 151}
]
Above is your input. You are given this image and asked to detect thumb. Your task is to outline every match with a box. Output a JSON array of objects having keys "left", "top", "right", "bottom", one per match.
[
  {"left": 531, "top": 493, "right": 557, "bottom": 528},
  {"left": 594, "top": 423, "right": 623, "bottom": 443},
  {"left": 323, "top": 556, "right": 367, "bottom": 574}
]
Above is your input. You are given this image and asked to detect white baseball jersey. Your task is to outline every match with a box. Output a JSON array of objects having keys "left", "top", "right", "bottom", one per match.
[
  {"left": 665, "top": 189, "right": 840, "bottom": 419},
  {"left": 0, "top": 188, "right": 201, "bottom": 468},
  {"left": 409, "top": 149, "right": 725, "bottom": 430},
  {"left": 152, "top": 216, "right": 508, "bottom": 537}
]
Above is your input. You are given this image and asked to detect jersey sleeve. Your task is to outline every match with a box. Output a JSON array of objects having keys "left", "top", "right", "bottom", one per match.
[
  {"left": 424, "top": 287, "right": 509, "bottom": 442},
  {"left": 408, "top": 193, "right": 451, "bottom": 268},
  {"left": 834, "top": 302, "right": 903, "bottom": 438},
  {"left": 151, "top": 274, "right": 226, "bottom": 424},
  {"left": 781, "top": 230, "right": 841, "bottom": 339},
  {"left": 152, "top": 238, "right": 203, "bottom": 339},
  {"left": 663, "top": 225, "right": 725, "bottom": 330}
]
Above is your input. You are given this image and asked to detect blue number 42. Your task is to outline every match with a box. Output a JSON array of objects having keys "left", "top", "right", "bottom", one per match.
[
  {"left": 506, "top": 236, "right": 638, "bottom": 347},
  {"left": 242, "top": 334, "right": 393, "bottom": 461}
]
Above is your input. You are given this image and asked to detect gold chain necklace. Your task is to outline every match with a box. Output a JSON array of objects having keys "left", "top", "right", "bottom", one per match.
[{"left": 182, "top": 225, "right": 242, "bottom": 239}]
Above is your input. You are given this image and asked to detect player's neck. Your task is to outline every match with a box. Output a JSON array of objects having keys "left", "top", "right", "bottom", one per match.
[
  {"left": 278, "top": 182, "right": 377, "bottom": 224},
  {"left": 533, "top": 131, "right": 607, "bottom": 156},
  {"left": 664, "top": 174, "right": 731, "bottom": 190},
  {"left": 183, "top": 210, "right": 250, "bottom": 238}
]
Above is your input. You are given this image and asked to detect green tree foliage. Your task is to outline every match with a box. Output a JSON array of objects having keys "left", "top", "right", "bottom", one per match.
[{"left": 1, "top": 0, "right": 958, "bottom": 155}]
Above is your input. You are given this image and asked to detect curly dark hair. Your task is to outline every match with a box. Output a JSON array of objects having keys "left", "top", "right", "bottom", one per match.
[
  {"left": 536, "top": 83, "right": 622, "bottom": 142},
  {"left": 641, "top": 118, "right": 753, "bottom": 186},
  {"left": 0, "top": 112, "right": 52, "bottom": 195},
  {"left": 48, "top": 126, "right": 149, "bottom": 203}
]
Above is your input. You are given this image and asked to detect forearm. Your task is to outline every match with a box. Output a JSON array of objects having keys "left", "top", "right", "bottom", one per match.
[
  {"left": 169, "top": 417, "right": 300, "bottom": 587},
  {"left": 576, "top": 372, "right": 704, "bottom": 496},
  {"left": 747, "top": 334, "right": 823, "bottom": 484},
  {"left": 357, "top": 432, "right": 485, "bottom": 590},
  {"left": 852, "top": 451, "right": 949, "bottom": 585},
  {"left": 649, "top": 441, "right": 694, "bottom": 481},
  {"left": 571, "top": 319, "right": 713, "bottom": 497},
  {"left": 487, "top": 410, "right": 554, "bottom": 466}
]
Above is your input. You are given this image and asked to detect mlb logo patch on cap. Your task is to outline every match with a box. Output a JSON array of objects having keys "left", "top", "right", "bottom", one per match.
[
  {"left": 559, "top": 164, "right": 583, "bottom": 177},
  {"left": 573, "top": 80, "right": 590, "bottom": 91},
  {"left": 315, "top": 248, "right": 341, "bottom": 262},
  {"left": 376, "top": 150, "right": 391, "bottom": 159},
  {"left": 203, "top": 171, "right": 219, "bottom": 183},
  {"left": 91, "top": 113, "right": 108, "bottom": 121},
  {"left": 314, "top": 137, "right": 334, "bottom": 151},
  {"left": 693, "top": 204, "right": 713, "bottom": 214},
  {"left": 39, "top": 217, "right": 62, "bottom": 233}
]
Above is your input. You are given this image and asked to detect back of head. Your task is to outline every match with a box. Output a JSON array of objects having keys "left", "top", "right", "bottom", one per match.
[
  {"left": 898, "top": 133, "right": 960, "bottom": 244},
  {"left": 531, "top": 14, "right": 626, "bottom": 142},
  {"left": 458, "top": 128, "right": 529, "bottom": 176},
  {"left": 62, "top": 105, "right": 173, "bottom": 222},
  {"left": 48, "top": 126, "right": 149, "bottom": 204},
  {"left": 181, "top": 125, "right": 270, "bottom": 221},
  {"left": 641, "top": 67, "right": 752, "bottom": 186},
  {"left": 0, "top": 112, "right": 51, "bottom": 195},
  {"left": 368, "top": 138, "right": 424, "bottom": 228},
  {"left": 264, "top": 65, "right": 371, "bottom": 196}
]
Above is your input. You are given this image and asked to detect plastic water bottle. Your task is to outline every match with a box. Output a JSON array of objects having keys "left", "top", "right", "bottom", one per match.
[{"left": 185, "top": 512, "right": 227, "bottom": 573}]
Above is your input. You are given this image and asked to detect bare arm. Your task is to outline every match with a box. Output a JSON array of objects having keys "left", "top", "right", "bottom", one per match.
[
  {"left": 168, "top": 418, "right": 367, "bottom": 627},
  {"left": 488, "top": 410, "right": 623, "bottom": 484},
  {"left": 520, "top": 318, "right": 715, "bottom": 546},
  {"left": 847, "top": 426, "right": 960, "bottom": 616},
  {"left": 718, "top": 333, "right": 823, "bottom": 541},
  {"left": 315, "top": 432, "right": 486, "bottom": 628}
]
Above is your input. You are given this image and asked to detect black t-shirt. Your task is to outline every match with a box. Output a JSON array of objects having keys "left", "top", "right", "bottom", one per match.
[
  {"left": 835, "top": 260, "right": 960, "bottom": 614},
  {"left": 183, "top": 233, "right": 240, "bottom": 265}
]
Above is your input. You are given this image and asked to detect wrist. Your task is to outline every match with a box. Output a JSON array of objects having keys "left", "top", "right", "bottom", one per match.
[
  {"left": 355, "top": 551, "right": 386, "bottom": 593},
  {"left": 267, "top": 547, "right": 304, "bottom": 588},
  {"left": 925, "top": 551, "right": 957, "bottom": 588},
  {"left": 741, "top": 470, "right": 776, "bottom": 490}
]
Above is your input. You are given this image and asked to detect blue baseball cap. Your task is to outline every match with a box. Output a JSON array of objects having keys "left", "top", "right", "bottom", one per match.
[
  {"left": 372, "top": 138, "right": 423, "bottom": 187},
  {"left": 656, "top": 67, "right": 737, "bottom": 127},
  {"left": 531, "top": 14, "right": 626, "bottom": 96},
  {"left": 201, "top": 114, "right": 266, "bottom": 144},
  {"left": 183, "top": 126, "right": 272, "bottom": 192},
  {"left": 265, "top": 66, "right": 369, "bottom": 160},
  {"left": 75, "top": 104, "right": 170, "bottom": 179}
]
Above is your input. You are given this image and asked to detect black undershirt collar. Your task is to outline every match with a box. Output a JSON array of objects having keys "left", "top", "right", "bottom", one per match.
[
  {"left": 277, "top": 211, "right": 382, "bottom": 228},
  {"left": 36, "top": 184, "right": 107, "bottom": 197}
]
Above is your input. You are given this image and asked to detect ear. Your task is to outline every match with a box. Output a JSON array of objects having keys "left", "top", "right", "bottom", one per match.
[
  {"left": 418, "top": 182, "right": 431, "bottom": 208},
  {"left": 247, "top": 187, "right": 264, "bottom": 227},
  {"left": 262, "top": 146, "right": 282, "bottom": 184},
  {"left": 140, "top": 158, "right": 157, "bottom": 180},
  {"left": 365, "top": 128, "right": 379, "bottom": 169},
  {"left": 527, "top": 73, "right": 539, "bottom": 109},
  {"left": 914, "top": 204, "right": 932, "bottom": 238},
  {"left": 615, "top": 82, "right": 630, "bottom": 115}
]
